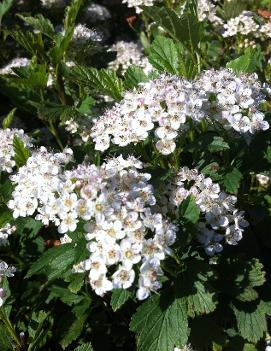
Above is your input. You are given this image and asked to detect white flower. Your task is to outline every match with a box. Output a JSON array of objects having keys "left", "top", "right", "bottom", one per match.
[
  {"left": 170, "top": 167, "right": 249, "bottom": 255},
  {"left": 0, "top": 128, "right": 31, "bottom": 173},
  {"left": 156, "top": 139, "right": 176, "bottom": 155},
  {"left": 0, "top": 261, "right": 16, "bottom": 277},
  {"left": 0, "top": 58, "right": 30, "bottom": 75},
  {"left": 90, "top": 274, "right": 113, "bottom": 296},
  {"left": 108, "top": 41, "right": 153, "bottom": 74},
  {"left": 120, "top": 239, "right": 141, "bottom": 268},
  {"left": 40, "top": 0, "right": 66, "bottom": 8},
  {"left": 87, "top": 257, "right": 107, "bottom": 281},
  {"left": 256, "top": 174, "right": 271, "bottom": 188},
  {"left": 112, "top": 267, "right": 135, "bottom": 289},
  {"left": 122, "top": 0, "right": 155, "bottom": 14},
  {"left": 0, "top": 223, "right": 16, "bottom": 246},
  {"left": 58, "top": 212, "right": 78, "bottom": 233}
]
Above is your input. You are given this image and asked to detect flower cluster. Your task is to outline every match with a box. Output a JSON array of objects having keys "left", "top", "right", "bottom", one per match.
[
  {"left": 0, "top": 58, "right": 30, "bottom": 75},
  {"left": 170, "top": 167, "right": 249, "bottom": 255},
  {"left": 0, "top": 223, "right": 16, "bottom": 246},
  {"left": 223, "top": 11, "right": 271, "bottom": 39},
  {"left": 0, "top": 128, "right": 31, "bottom": 173},
  {"left": 0, "top": 262, "right": 16, "bottom": 306},
  {"left": 71, "top": 156, "right": 176, "bottom": 299},
  {"left": 122, "top": 0, "right": 155, "bottom": 14},
  {"left": 83, "top": 3, "right": 111, "bottom": 23},
  {"left": 8, "top": 146, "right": 73, "bottom": 221},
  {"left": 40, "top": 0, "right": 66, "bottom": 8},
  {"left": 91, "top": 69, "right": 269, "bottom": 155},
  {"left": 108, "top": 41, "right": 152, "bottom": 75},
  {"left": 256, "top": 173, "right": 271, "bottom": 188},
  {"left": 196, "top": 69, "right": 270, "bottom": 134},
  {"left": 72, "top": 24, "right": 103, "bottom": 44},
  {"left": 174, "top": 345, "right": 194, "bottom": 351},
  {"left": 197, "top": 0, "right": 223, "bottom": 25},
  {"left": 8, "top": 148, "right": 176, "bottom": 299}
]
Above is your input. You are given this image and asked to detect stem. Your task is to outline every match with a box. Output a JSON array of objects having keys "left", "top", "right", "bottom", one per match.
[
  {"left": 48, "top": 121, "right": 64, "bottom": 150},
  {"left": 0, "top": 308, "right": 21, "bottom": 348}
]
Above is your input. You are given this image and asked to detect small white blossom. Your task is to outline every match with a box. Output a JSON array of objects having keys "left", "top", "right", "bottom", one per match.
[
  {"left": 108, "top": 41, "right": 153, "bottom": 75},
  {"left": 0, "top": 58, "right": 30, "bottom": 75},
  {"left": 0, "top": 128, "right": 31, "bottom": 173},
  {"left": 170, "top": 167, "right": 249, "bottom": 255},
  {"left": 122, "top": 0, "right": 155, "bottom": 14}
]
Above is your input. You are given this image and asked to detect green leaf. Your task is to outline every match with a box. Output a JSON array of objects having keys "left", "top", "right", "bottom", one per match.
[
  {"left": 184, "top": 279, "right": 217, "bottom": 317},
  {"left": 237, "top": 287, "right": 259, "bottom": 303},
  {"left": 143, "top": 6, "right": 200, "bottom": 50},
  {"left": 68, "top": 66, "right": 123, "bottom": 101},
  {"left": 130, "top": 295, "right": 188, "bottom": 351},
  {"left": 0, "top": 0, "right": 12, "bottom": 24},
  {"left": 64, "top": 0, "right": 83, "bottom": 30},
  {"left": 208, "top": 136, "right": 230, "bottom": 153},
  {"left": 60, "top": 298, "right": 91, "bottom": 349},
  {"left": 218, "top": 0, "right": 247, "bottom": 20},
  {"left": 226, "top": 48, "right": 264, "bottom": 74},
  {"left": 47, "top": 286, "right": 84, "bottom": 306},
  {"left": 124, "top": 66, "right": 149, "bottom": 90},
  {"left": 27, "top": 310, "right": 53, "bottom": 351},
  {"left": 74, "top": 343, "right": 93, "bottom": 351},
  {"left": 110, "top": 289, "right": 133, "bottom": 311},
  {"left": 176, "top": 260, "right": 217, "bottom": 318},
  {"left": 16, "top": 217, "right": 42, "bottom": 238},
  {"left": 200, "top": 162, "right": 222, "bottom": 181},
  {"left": 67, "top": 273, "right": 85, "bottom": 294},
  {"left": 0, "top": 323, "right": 13, "bottom": 350},
  {"left": 8, "top": 31, "right": 38, "bottom": 56},
  {"left": 17, "top": 14, "right": 55, "bottom": 39},
  {"left": 13, "top": 135, "right": 30, "bottom": 167},
  {"left": 231, "top": 300, "right": 269, "bottom": 343},
  {"left": 149, "top": 35, "right": 179, "bottom": 74},
  {"left": 50, "top": 29, "right": 74, "bottom": 64},
  {"left": 12, "top": 64, "right": 49, "bottom": 89},
  {"left": 2, "top": 108, "right": 16, "bottom": 129},
  {"left": 223, "top": 168, "right": 243, "bottom": 194},
  {"left": 179, "top": 195, "right": 200, "bottom": 224},
  {"left": 178, "top": 55, "right": 197, "bottom": 80},
  {"left": 76, "top": 96, "right": 95, "bottom": 115},
  {"left": 26, "top": 243, "right": 76, "bottom": 280},
  {"left": 264, "top": 146, "right": 271, "bottom": 164},
  {"left": 31, "top": 101, "right": 81, "bottom": 122}
]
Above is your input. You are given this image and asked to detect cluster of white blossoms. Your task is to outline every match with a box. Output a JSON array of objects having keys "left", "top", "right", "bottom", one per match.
[
  {"left": 0, "top": 262, "right": 16, "bottom": 306},
  {"left": 122, "top": 0, "right": 155, "bottom": 14},
  {"left": 0, "top": 58, "right": 30, "bottom": 75},
  {"left": 91, "top": 69, "right": 269, "bottom": 155},
  {"left": 108, "top": 41, "right": 152, "bottom": 75},
  {"left": 8, "top": 147, "right": 176, "bottom": 299},
  {"left": 0, "top": 128, "right": 31, "bottom": 173},
  {"left": 170, "top": 167, "right": 249, "bottom": 255},
  {"left": 84, "top": 3, "right": 111, "bottom": 23},
  {"left": 40, "top": 0, "right": 66, "bottom": 8},
  {"left": 196, "top": 69, "right": 270, "bottom": 134},
  {"left": 256, "top": 173, "right": 271, "bottom": 188},
  {"left": 0, "top": 223, "right": 16, "bottom": 246},
  {"left": 72, "top": 24, "right": 103, "bottom": 44},
  {"left": 197, "top": 0, "right": 223, "bottom": 25},
  {"left": 8, "top": 146, "right": 73, "bottom": 222},
  {"left": 174, "top": 345, "right": 194, "bottom": 351},
  {"left": 70, "top": 156, "right": 176, "bottom": 299},
  {"left": 223, "top": 11, "right": 271, "bottom": 39}
]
